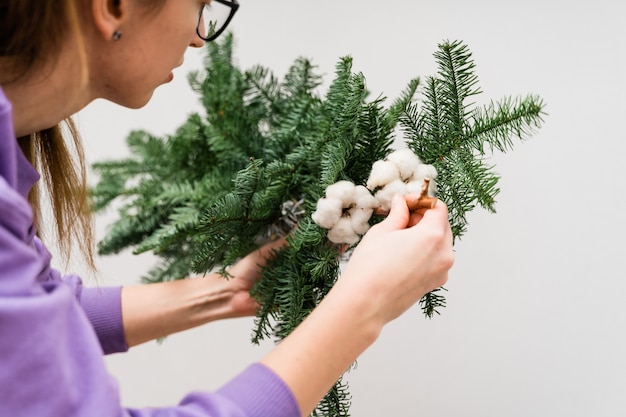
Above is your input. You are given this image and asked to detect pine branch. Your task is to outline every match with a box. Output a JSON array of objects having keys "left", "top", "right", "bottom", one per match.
[
  {"left": 92, "top": 34, "right": 546, "bottom": 417},
  {"left": 469, "top": 95, "right": 546, "bottom": 153},
  {"left": 434, "top": 39, "right": 481, "bottom": 128}
]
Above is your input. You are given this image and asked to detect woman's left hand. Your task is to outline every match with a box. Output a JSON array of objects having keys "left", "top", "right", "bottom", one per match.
[
  {"left": 222, "top": 237, "right": 288, "bottom": 317},
  {"left": 120, "top": 237, "right": 287, "bottom": 347}
]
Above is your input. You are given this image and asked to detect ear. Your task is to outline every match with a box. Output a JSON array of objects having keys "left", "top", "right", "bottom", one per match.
[{"left": 91, "top": 0, "right": 127, "bottom": 40}]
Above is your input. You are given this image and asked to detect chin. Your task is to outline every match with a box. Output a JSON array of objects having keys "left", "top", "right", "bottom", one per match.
[{"left": 117, "top": 92, "right": 155, "bottom": 109}]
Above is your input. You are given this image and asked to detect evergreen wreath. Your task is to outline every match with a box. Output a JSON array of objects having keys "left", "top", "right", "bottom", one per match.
[{"left": 92, "top": 34, "right": 545, "bottom": 416}]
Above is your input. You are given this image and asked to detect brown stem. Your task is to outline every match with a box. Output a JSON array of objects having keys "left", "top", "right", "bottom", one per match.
[{"left": 373, "top": 179, "right": 437, "bottom": 217}]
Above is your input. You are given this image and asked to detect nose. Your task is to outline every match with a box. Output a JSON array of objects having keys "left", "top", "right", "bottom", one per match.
[
  {"left": 190, "top": 10, "right": 206, "bottom": 48},
  {"left": 190, "top": 30, "right": 205, "bottom": 48}
]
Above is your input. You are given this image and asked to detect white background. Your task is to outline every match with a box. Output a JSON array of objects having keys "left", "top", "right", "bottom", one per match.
[{"left": 76, "top": 1, "right": 626, "bottom": 416}]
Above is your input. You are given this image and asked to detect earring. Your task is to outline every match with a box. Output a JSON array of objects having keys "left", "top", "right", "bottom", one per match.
[{"left": 112, "top": 30, "right": 122, "bottom": 41}]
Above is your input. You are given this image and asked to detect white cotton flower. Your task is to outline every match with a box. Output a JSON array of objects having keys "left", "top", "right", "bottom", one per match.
[
  {"left": 366, "top": 160, "right": 400, "bottom": 190},
  {"left": 311, "top": 197, "right": 343, "bottom": 229},
  {"left": 374, "top": 179, "right": 408, "bottom": 211},
  {"left": 349, "top": 207, "right": 373, "bottom": 235},
  {"left": 353, "top": 185, "right": 378, "bottom": 209},
  {"left": 406, "top": 179, "right": 426, "bottom": 195},
  {"left": 386, "top": 148, "right": 423, "bottom": 181},
  {"left": 327, "top": 217, "right": 360, "bottom": 245},
  {"left": 412, "top": 163, "right": 438, "bottom": 182},
  {"left": 410, "top": 164, "right": 438, "bottom": 196},
  {"left": 312, "top": 181, "right": 378, "bottom": 244},
  {"left": 325, "top": 180, "right": 356, "bottom": 202}
]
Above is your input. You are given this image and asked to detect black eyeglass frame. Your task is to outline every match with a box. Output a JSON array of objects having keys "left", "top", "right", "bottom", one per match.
[{"left": 196, "top": 0, "right": 240, "bottom": 42}]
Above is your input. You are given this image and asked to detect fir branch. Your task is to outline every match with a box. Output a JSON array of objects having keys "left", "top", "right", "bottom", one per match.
[
  {"left": 97, "top": 202, "right": 171, "bottom": 255},
  {"left": 419, "top": 287, "right": 448, "bottom": 318},
  {"left": 387, "top": 77, "right": 420, "bottom": 124},
  {"left": 314, "top": 378, "right": 352, "bottom": 417},
  {"left": 434, "top": 39, "right": 481, "bottom": 128},
  {"left": 244, "top": 64, "right": 282, "bottom": 119},
  {"left": 403, "top": 76, "right": 446, "bottom": 163},
  {"left": 468, "top": 95, "right": 546, "bottom": 153},
  {"left": 93, "top": 35, "right": 546, "bottom": 417},
  {"left": 133, "top": 205, "right": 201, "bottom": 255}
]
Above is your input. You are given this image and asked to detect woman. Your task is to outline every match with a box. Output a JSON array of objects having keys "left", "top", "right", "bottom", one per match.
[{"left": 0, "top": 1, "right": 454, "bottom": 416}]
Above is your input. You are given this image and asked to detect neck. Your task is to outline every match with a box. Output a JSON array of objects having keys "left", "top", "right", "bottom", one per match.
[{"left": 1, "top": 41, "right": 92, "bottom": 138}]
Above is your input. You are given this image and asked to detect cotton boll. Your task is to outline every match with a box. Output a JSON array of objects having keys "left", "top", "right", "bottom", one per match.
[
  {"left": 327, "top": 217, "right": 360, "bottom": 245},
  {"left": 325, "top": 180, "right": 356, "bottom": 202},
  {"left": 406, "top": 179, "right": 426, "bottom": 195},
  {"left": 366, "top": 160, "right": 400, "bottom": 190},
  {"left": 311, "top": 197, "right": 343, "bottom": 229},
  {"left": 349, "top": 207, "right": 373, "bottom": 235},
  {"left": 387, "top": 149, "right": 422, "bottom": 181},
  {"left": 385, "top": 178, "right": 409, "bottom": 195},
  {"left": 412, "top": 163, "right": 438, "bottom": 182},
  {"left": 353, "top": 185, "right": 378, "bottom": 209},
  {"left": 375, "top": 179, "right": 408, "bottom": 211},
  {"left": 410, "top": 163, "right": 438, "bottom": 196}
]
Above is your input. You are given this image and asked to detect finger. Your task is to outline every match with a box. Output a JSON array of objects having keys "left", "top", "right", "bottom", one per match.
[
  {"left": 227, "top": 236, "right": 288, "bottom": 277},
  {"left": 403, "top": 194, "right": 442, "bottom": 227},
  {"left": 407, "top": 208, "right": 425, "bottom": 227},
  {"left": 253, "top": 236, "right": 288, "bottom": 265},
  {"left": 369, "top": 194, "right": 410, "bottom": 236},
  {"left": 418, "top": 199, "right": 449, "bottom": 226},
  {"left": 417, "top": 200, "right": 454, "bottom": 250}
]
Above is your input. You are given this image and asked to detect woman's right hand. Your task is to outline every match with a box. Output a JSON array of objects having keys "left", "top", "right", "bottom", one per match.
[
  {"left": 261, "top": 193, "right": 454, "bottom": 416},
  {"left": 335, "top": 193, "right": 454, "bottom": 326}
]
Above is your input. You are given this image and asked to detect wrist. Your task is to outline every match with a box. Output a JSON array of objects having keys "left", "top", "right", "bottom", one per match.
[
  {"left": 121, "top": 274, "right": 242, "bottom": 347},
  {"left": 259, "top": 279, "right": 382, "bottom": 416},
  {"left": 321, "top": 279, "right": 385, "bottom": 343},
  {"left": 181, "top": 275, "right": 243, "bottom": 322}
]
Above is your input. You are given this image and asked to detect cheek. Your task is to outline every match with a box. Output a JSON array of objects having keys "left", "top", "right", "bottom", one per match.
[
  {"left": 166, "top": 6, "right": 201, "bottom": 51},
  {"left": 157, "top": 28, "right": 197, "bottom": 67},
  {"left": 101, "top": 65, "right": 164, "bottom": 108}
]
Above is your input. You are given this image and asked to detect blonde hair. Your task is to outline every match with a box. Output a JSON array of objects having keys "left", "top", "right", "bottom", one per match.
[
  {"left": 2, "top": 0, "right": 94, "bottom": 270},
  {"left": 18, "top": 122, "right": 95, "bottom": 272}
]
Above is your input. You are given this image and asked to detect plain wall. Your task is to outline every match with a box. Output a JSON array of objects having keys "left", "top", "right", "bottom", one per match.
[{"left": 75, "top": 1, "right": 626, "bottom": 416}]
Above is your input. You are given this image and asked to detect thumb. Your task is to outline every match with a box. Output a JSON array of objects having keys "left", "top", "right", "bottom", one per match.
[{"left": 372, "top": 194, "right": 410, "bottom": 234}]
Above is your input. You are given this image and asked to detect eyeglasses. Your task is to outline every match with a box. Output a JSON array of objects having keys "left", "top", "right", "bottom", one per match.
[{"left": 196, "top": 0, "right": 240, "bottom": 42}]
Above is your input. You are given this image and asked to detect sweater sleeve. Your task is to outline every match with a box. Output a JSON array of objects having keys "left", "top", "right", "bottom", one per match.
[
  {"left": 125, "top": 364, "right": 300, "bottom": 417},
  {"left": 215, "top": 363, "right": 300, "bottom": 417},
  {"left": 80, "top": 284, "right": 129, "bottom": 354},
  {"left": 31, "top": 237, "right": 129, "bottom": 354}
]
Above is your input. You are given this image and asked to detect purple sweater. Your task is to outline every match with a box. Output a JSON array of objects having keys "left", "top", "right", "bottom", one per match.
[{"left": 0, "top": 87, "right": 299, "bottom": 417}]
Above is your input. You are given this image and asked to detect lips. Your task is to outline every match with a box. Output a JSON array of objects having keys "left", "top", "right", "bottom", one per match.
[{"left": 165, "top": 59, "right": 183, "bottom": 83}]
